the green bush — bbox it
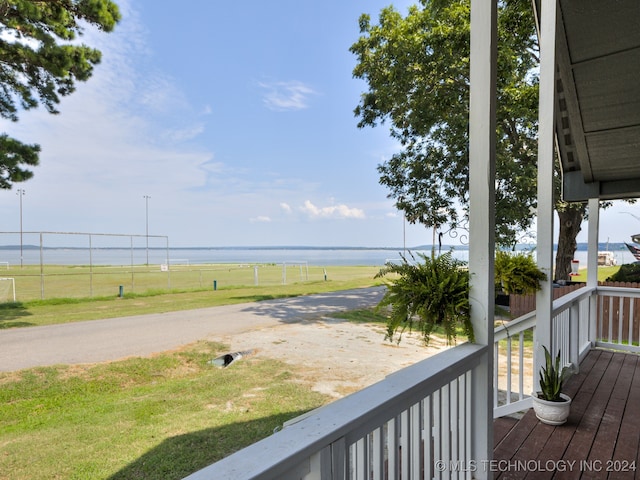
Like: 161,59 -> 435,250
606,263 -> 640,283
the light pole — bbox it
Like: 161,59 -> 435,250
16,189 -> 25,268
398,197 -> 406,256
144,195 -> 150,265
403,213 -> 406,256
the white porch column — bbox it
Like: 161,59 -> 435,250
469,0 -> 496,475
535,0 -> 558,382
587,198 -> 600,346
587,198 -> 600,289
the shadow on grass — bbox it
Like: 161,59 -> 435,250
108,410 -> 311,480
0,302 -> 34,328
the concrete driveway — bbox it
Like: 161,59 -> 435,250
0,287 -> 386,372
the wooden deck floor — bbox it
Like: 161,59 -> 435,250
493,349 -> 640,479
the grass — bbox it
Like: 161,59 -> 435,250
0,270 -> 382,329
570,265 -> 620,283
0,263 -> 382,302
0,341 -> 330,480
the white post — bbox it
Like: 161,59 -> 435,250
143,195 -> 151,266
587,198 -> 600,346
535,0 -> 558,383
469,0 -> 496,475
586,198 -> 599,289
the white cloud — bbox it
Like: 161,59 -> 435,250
259,81 -> 317,111
280,202 -> 292,213
164,123 -> 205,143
137,74 -> 190,114
300,200 -> 365,219
250,216 -> 272,223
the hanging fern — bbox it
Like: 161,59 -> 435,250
375,251 -> 473,345
495,250 -> 547,295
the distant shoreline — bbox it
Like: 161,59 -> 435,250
0,242 -> 632,251
0,244 -> 636,268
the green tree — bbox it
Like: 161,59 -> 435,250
351,0 -> 584,280
0,0 -> 121,188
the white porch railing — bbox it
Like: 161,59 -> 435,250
493,284 -> 640,419
493,310 -> 536,418
550,286 -> 595,368
185,344 -> 487,480
595,285 -> 640,353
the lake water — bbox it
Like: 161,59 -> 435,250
0,247 -> 434,267
0,244 -> 635,267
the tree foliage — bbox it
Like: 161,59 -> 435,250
0,0 -> 121,188
376,251 -> 473,345
350,0 -> 539,248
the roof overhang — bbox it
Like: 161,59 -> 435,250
535,0 -> 640,202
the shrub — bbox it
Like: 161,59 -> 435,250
606,263 -> 640,283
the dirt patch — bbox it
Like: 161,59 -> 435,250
223,317 -> 451,398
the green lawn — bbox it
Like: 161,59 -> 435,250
570,265 -> 620,283
0,341 -> 329,480
0,263 -> 382,302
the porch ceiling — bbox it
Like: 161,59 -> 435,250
540,0 -> 640,202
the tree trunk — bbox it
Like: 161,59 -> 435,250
554,204 -> 586,281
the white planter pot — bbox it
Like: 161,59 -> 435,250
532,393 -> 572,425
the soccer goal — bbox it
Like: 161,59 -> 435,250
0,277 -> 16,302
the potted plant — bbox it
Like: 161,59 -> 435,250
532,346 -> 572,425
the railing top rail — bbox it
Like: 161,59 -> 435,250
596,285 -> 640,297
547,284 -> 640,316
184,343 -> 487,480
494,310 -> 536,340
551,285 -> 595,315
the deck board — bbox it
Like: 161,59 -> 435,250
493,350 -> 640,480
609,355 -> 640,480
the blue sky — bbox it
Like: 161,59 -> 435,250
1,0 -> 639,248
